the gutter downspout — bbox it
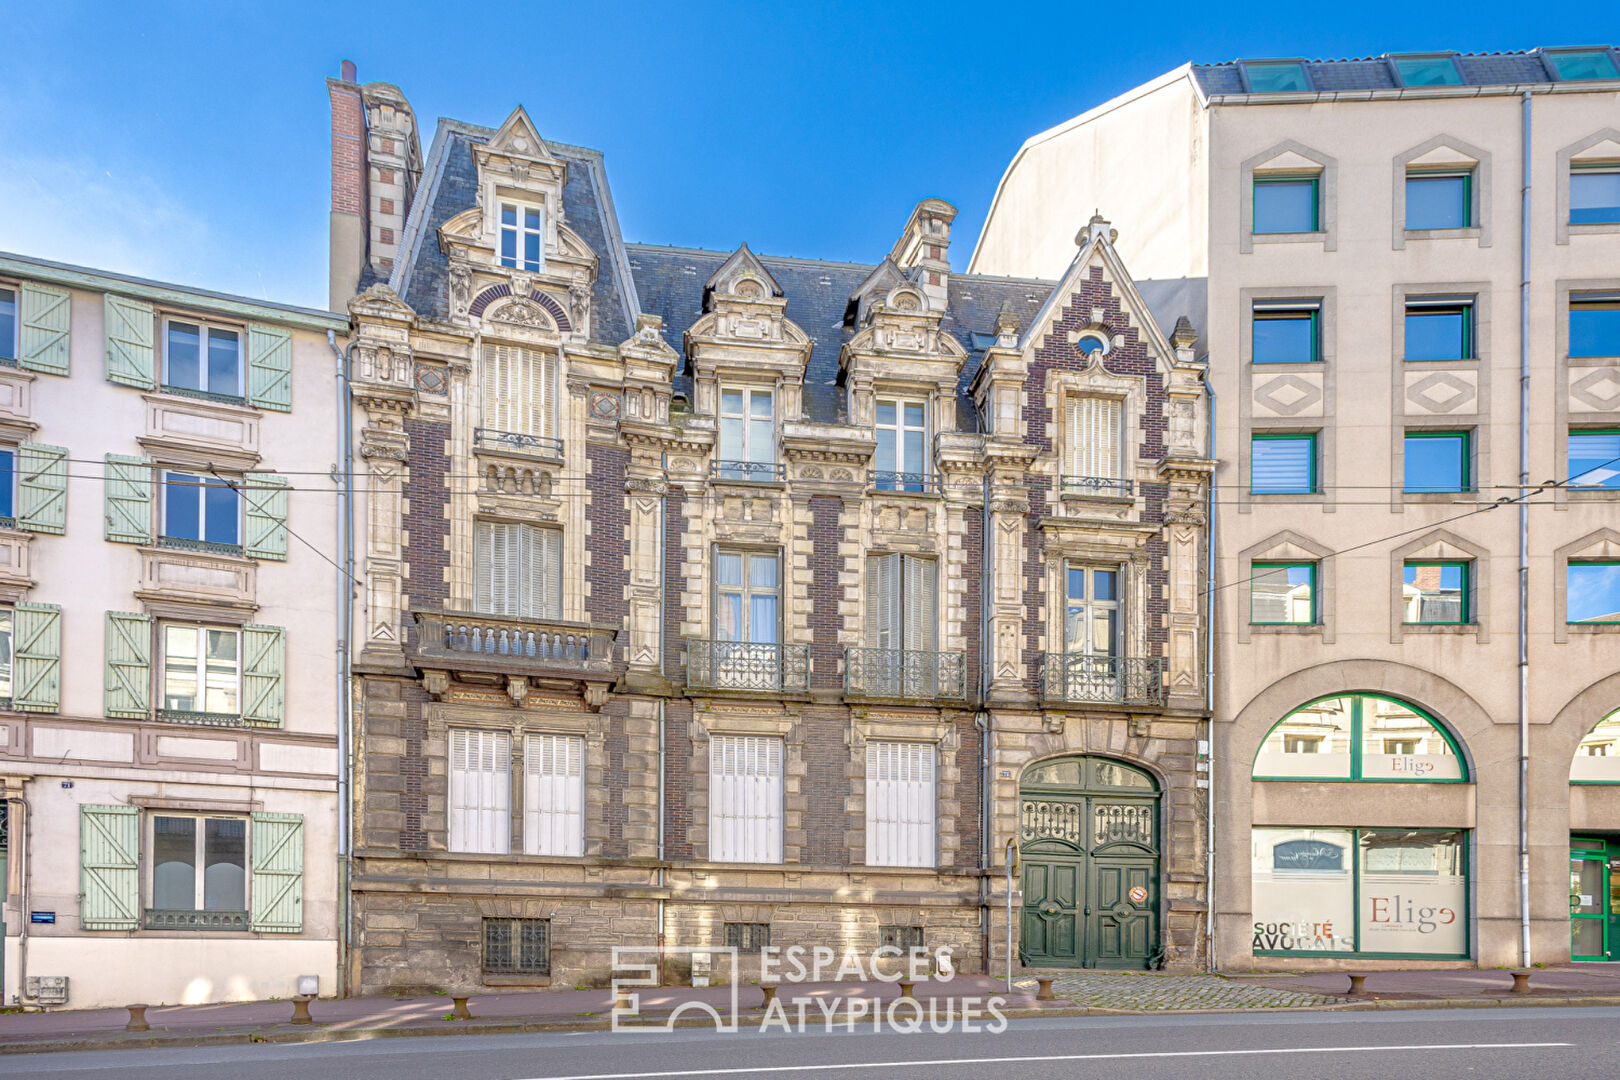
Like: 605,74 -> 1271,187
657,461 -> 668,986
1517,90 -> 1532,969
330,329 -> 356,996
976,468 -> 994,978
1201,368 -> 1217,972
10,791 -> 32,1005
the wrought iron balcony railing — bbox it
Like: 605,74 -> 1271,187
1059,474 -> 1134,499
710,460 -> 786,482
144,908 -> 249,931
1040,653 -> 1164,706
410,610 -> 616,676
844,646 -> 966,700
474,427 -> 564,458
868,470 -> 937,494
686,639 -> 809,692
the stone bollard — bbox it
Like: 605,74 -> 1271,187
125,1004 -> 150,1033
897,979 -> 915,1002
1347,974 -> 1369,996
290,995 -> 314,1025
1035,977 -> 1055,1002
1510,970 -> 1534,995
761,983 -> 777,1007
613,987 -> 633,1011
451,995 -> 473,1020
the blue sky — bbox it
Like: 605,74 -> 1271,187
1,2 -> 1612,310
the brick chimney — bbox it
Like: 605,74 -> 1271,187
889,198 -> 957,311
327,61 -> 366,311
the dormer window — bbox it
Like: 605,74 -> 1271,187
499,201 -> 544,272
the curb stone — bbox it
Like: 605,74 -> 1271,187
4,993 -> 1620,1056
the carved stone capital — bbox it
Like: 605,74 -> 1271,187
423,669 -> 450,700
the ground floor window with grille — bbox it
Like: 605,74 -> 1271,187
149,814 -> 247,928
709,735 -> 783,863
483,917 -> 550,975
450,729 -> 512,854
879,925 -> 925,951
865,741 -> 936,867
725,922 -> 771,950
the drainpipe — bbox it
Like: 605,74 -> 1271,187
657,464 -> 668,986
9,789 -> 33,1006
976,468 -> 994,976
329,329 -> 356,995
1517,89 -> 1532,969
1201,368 -> 1218,971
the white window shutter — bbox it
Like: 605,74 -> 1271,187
1070,398 -> 1122,480
1066,397 -> 1082,476
709,735 -> 783,864
865,741 -> 936,868
902,556 -> 936,651
449,729 -> 510,854
866,554 -> 897,649
524,733 -> 584,856
540,526 -> 562,618
540,351 -> 558,440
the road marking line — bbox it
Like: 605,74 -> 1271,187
512,1042 -> 1573,1080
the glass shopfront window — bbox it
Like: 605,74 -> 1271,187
1253,694 -> 1464,781
1253,826 -> 1468,958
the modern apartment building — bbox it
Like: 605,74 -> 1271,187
331,63 -> 1214,992
0,253 -> 348,1007
972,46 -> 1620,969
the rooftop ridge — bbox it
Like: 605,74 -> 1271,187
626,242 -> 1057,286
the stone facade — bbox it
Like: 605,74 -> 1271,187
336,85 -> 1212,992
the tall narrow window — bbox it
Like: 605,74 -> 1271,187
1404,298 -> 1474,361
1569,430 -> 1620,488
1570,294 -> 1620,358
449,729 -> 511,854
162,624 -> 240,716
1251,434 -> 1317,494
1252,302 -> 1320,363
1251,563 -> 1317,625
714,550 -> 779,644
866,554 -> 937,652
874,399 -> 927,491
1065,565 -> 1119,657
0,287 -> 16,362
718,387 -> 775,479
164,320 -> 242,399
0,446 -> 15,524
1405,170 -> 1473,230
474,521 -> 562,620
524,733 -> 584,857
162,471 -> 242,550
499,201 -> 544,272
1253,175 -> 1319,234
1064,396 -> 1122,490
1570,166 -> 1620,225
0,605 -> 12,704
481,344 -> 558,443
865,741 -> 936,868
709,734 -> 783,864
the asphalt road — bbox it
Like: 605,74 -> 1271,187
6,1006 -> 1619,1080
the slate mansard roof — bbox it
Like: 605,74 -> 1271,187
1192,46 -> 1620,97
395,117 -> 1194,429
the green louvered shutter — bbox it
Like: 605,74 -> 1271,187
243,473 -> 288,561
17,441 -> 68,535
104,455 -> 154,544
103,294 -> 155,389
14,602 -> 61,713
19,282 -> 70,376
105,611 -> 152,719
247,323 -> 292,412
242,624 -> 284,726
80,804 -> 139,930
250,812 -> 303,932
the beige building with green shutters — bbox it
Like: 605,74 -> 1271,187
0,252 -> 349,1008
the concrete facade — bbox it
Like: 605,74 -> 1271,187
336,78 -> 1213,993
972,48 -> 1620,969
0,252 -> 349,1008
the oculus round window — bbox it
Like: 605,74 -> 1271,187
1253,694 -> 1464,781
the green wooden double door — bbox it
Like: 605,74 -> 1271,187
1570,837 -> 1619,962
1019,756 -> 1161,969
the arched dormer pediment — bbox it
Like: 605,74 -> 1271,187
702,243 -> 784,309
845,257 -> 911,326
469,284 -> 573,334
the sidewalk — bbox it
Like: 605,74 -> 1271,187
3,966 -> 1619,1054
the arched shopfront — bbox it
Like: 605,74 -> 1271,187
1018,756 -> 1160,969
1571,709 -> 1620,962
1249,694 -> 1472,959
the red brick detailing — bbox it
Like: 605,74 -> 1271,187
601,698 -> 630,857
662,489 -> 688,680
404,418 -> 451,612
662,697 -> 694,859
808,496 -> 845,690
801,703 -> 852,865
379,227 -> 395,245
953,711 -> 983,870
585,444 -> 630,635
1021,266 -> 1169,693
399,681 -> 431,851
328,80 -> 366,217
378,167 -> 396,184
962,510 -> 983,700
380,197 -> 395,216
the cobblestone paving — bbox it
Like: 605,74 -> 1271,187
1016,972 -> 1345,1010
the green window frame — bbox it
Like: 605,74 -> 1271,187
1405,168 -> 1473,230
1403,298 -> 1474,361
1570,294 -> 1620,359
1252,694 -> 1469,783
1402,561 -> 1470,625
1567,560 -> 1620,624
1403,430 -> 1471,493
1252,174 -> 1320,234
1570,164 -> 1620,226
1252,827 -> 1471,960
1250,562 -> 1317,625
1250,433 -> 1317,494
1252,303 -> 1320,364
1568,429 -> 1620,489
